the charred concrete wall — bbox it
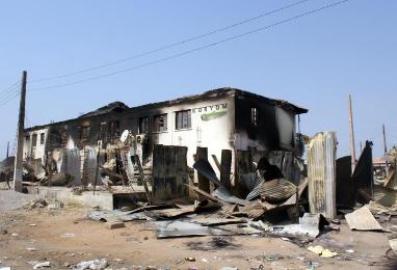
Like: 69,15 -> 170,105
22,88 -> 307,188
234,92 -> 297,153
23,92 -> 236,185
44,111 -> 127,152
233,91 -> 305,193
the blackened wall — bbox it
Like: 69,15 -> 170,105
234,92 -> 296,153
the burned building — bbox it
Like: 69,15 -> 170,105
23,87 -> 307,193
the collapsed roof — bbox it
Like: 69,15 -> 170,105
25,87 -> 308,131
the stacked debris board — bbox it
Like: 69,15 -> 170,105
196,147 -> 210,193
336,156 -> 355,208
236,149 -> 256,196
220,149 -> 232,190
352,141 -> 374,201
152,145 -> 188,201
307,132 -> 337,219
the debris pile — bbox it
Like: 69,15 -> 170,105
74,133 -> 397,269
72,258 -> 108,270
27,198 -> 48,210
9,110 -> 397,268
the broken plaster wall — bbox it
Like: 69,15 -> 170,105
234,93 -> 302,192
123,94 -> 236,184
24,95 -> 237,187
23,127 -> 49,162
22,89 -> 306,191
234,94 -> 297,153
22,110 -> 127,185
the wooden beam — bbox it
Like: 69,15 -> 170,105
196,147 -> 210,193
220,149 -> 232,190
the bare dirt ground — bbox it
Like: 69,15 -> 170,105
0,203 -> 396,270
0,189 -> 36,212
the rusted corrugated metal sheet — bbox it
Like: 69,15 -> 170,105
152,145 -> 188,201
260,179 -> 297,203
307,132 -> 337,219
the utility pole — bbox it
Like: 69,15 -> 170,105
383,124 -> 388,155
348,94 -> 357,172
13,71 -> 27,192
6,141 -> 10,158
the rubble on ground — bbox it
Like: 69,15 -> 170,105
72,258 -> 108,270
3,121 -> 397,269
27,198 -> 48,209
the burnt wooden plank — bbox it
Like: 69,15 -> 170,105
152,145 -> 188,201
352,141 -> 374,203
196,147 -> 210,193
336,156 -> 354,208
220,149 -> 232,190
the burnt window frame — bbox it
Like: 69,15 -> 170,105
138,116 -> 150,134
153,113 -> 168,133
109,120 -> 121,139
39,133 -> 45,145
80,125 -> 91,140
175,109 -> 192,130
250,107 -> 258,126
98,121 -> 107,142
31,133 -> 38,147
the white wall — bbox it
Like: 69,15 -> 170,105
23,128 -> 49,162
133,96 -> 236,178
276,107 -> 296,150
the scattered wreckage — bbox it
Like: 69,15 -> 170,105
74,131 -> 397,266
4,121 -> 397,263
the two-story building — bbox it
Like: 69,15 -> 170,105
23,87 -> 307,189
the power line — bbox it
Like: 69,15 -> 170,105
0,81 -> 19,98
0,88 -> 20,106
0,81 -> 21,108
30,0 -> 352,92
0,80 -> 19,92
30,0 -> 313,83
0,81 -> 20,108
0,93 -> 19,107
0,85 -> 19,102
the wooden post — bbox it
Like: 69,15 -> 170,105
211,154 -> 221,172
47,151 -> 52,187
93,144 -> 101,195
196,147 -> 210,193
383,124 -> 388,154
136,155 -> 151,204
220,149 -> 232,190
294,186 -> 300,223
13,71 -> 27,192
6,142 -> 10,159
348,94 -> 357,172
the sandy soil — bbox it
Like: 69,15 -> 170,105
0,205 -> 395,270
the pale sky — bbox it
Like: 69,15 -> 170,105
0,0 -> 396,158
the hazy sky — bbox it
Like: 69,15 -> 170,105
0,0 -> 396,159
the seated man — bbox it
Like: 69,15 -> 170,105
257,157 -> 283,181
